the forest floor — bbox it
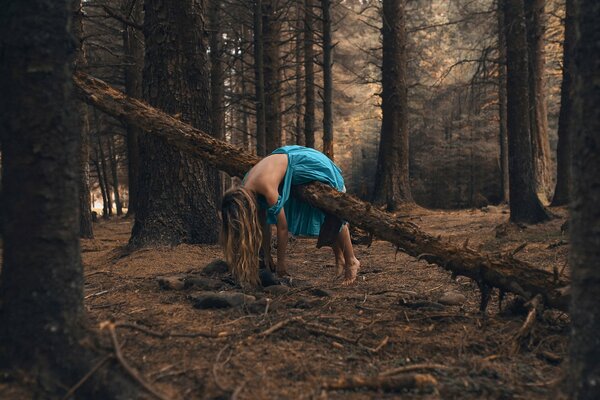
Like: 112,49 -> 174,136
5,205 -> 571,399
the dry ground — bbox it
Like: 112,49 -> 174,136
3,205 -> 571,399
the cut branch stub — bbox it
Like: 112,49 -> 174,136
73,72 -> 571,312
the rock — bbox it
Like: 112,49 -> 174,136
246,297 -> 283,314
259,269 -> 280,287
308,288 -> 333,297
191,291 -> 256,309
399,299 -> 445,310
202,259 -> 229,276
263,285 -> 290,296
279,276 -> 310,288
185,276 -> 224,291
157,276 -> 186,291
438,291 -> 467,306
291,297 -> 323,309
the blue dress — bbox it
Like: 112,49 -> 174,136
259,145 -> 345,237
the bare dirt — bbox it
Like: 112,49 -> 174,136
5,205 -> 572,399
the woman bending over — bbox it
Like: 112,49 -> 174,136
221,145 -> 360,287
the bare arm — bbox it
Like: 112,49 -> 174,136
258,207 -> 274,272
276,208 -> 289,276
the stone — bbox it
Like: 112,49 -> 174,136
438,291 -> 467,306
191,291 -> 256,309
202,259 -> 229,276
157,276 -> 186,291
308,288 -> 333,297
184,276 -> 223,291
262,285 -> 290,296
259,269 -> 280,287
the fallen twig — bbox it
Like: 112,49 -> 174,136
323,373 -> 437,392
100,321 -> 171,400
114,321 -> 232,338
256,316 -> 304,338
510,294 -> 543,354
379,363 -> 451,377
61,354 -> 113,400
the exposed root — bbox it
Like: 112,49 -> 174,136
323,373 -> 437,392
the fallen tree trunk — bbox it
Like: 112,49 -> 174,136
73,72 -> 570,311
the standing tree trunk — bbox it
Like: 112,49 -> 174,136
130,0 -> 220,247
304,0 -> 316,148
503,0 -> 549,223
73,0 -> 94,238
551,0 -> 574,206
372,0 -> 413,210
497,0 -> 510,204
97,134 -> 113,217
122,0 -> 144,216
92,149 -> 110,220
525,0 -> 552,202
569,1 -> 600,398
209,0 -> 225,142
254,0 -> 267,156
108,135 -> 123,216
263,0 -> 282,153
0,2 -> 135,396
294,0 -> 304,146
321,0 -> 334,159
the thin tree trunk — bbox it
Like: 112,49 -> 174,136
73,0 -> 94,238
304,0 -> 316,148
321,0 -> 334,159
209,0 -> 225,142
551,0 -> 574,206
372,0 -> 413,210
525,0 -> 552,202
569,1 -> 600,398
254,0 -> 267,156
294,0 -> 304,146
497,0 -> 510,204
263,0 -> 282,153
93,141 -> 110,219
122,0 -> 143,216
503,0 -> 549,223
131,0 -> 220,247
74,71 -> 571,312
97,134 -> 113,217
108,135 -> 123,216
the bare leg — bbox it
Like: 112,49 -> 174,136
338,225 -> 360,285
332,241 -> 345,277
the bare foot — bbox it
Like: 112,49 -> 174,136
335,262 -> 344,278
341,258 -> 360,285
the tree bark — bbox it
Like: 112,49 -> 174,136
304,0 -> 316,149
525,0 -> 552,202
372,0 -> 413,210
108,135 -> 123,216
130,0 -> 220,247
209,0 -> 225,142
294,0 -> 304,146
97,133 -> 113,217
254,0 -> 267,156
551,0 -> 574,206
73,0 -> 94,238
0,2 -> 136,397
321,0 -> 334,160
569,0 -> 600,398
122,0 -> 144,216
263,0 -> 282,153
503,0 -> 549,223
74,72 -> 570,311
497,0 -> 510,204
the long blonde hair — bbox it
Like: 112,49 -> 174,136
220,187 -> 263,287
